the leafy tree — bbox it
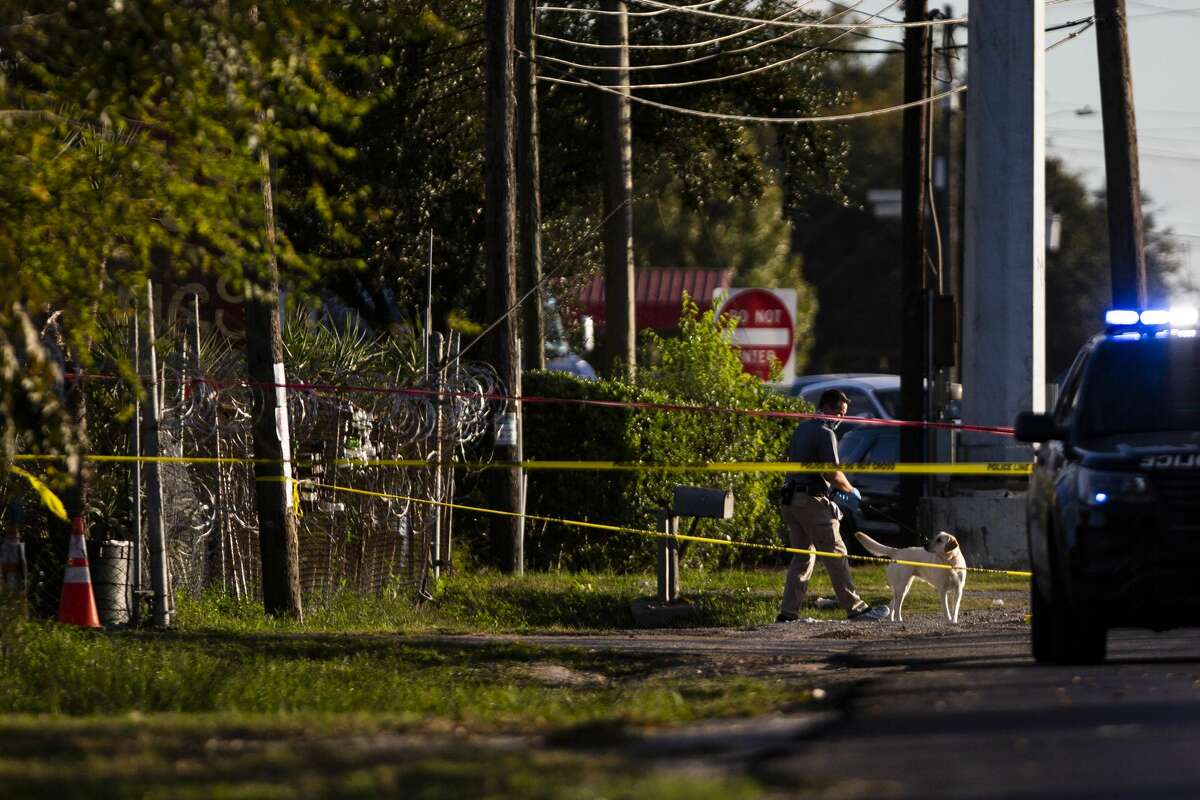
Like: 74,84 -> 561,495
0,1 -> 368,466
281,2 -> 857,368
1045,159 -> 1180,376
787,49 -> 905,373
634,169 -> 819,372
530,1 -> 853,372
515,297 -> 809,572
280,3 -> 488,333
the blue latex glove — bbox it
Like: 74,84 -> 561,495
832,487 -> 861,514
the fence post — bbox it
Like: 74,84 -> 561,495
430,332 -> 445,583
140,280 -> 171,627
442,332 -> 460,572
1,503 -> 27,615
514,338 -> 524,576
128,307 -> 143,625
667,517 -> 679,601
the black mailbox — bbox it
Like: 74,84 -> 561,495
672,486 -> 734,520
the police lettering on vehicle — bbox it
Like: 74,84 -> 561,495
1138,453 -> 1200,469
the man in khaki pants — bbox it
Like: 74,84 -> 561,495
777,389 -> 888,623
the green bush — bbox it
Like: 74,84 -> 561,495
521,298 -> 811,572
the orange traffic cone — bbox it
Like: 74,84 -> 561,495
58,517 -> 100,628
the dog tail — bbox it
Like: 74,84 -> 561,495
854,531 -> 898,558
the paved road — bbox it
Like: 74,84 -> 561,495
463,621 -> 1200,797
757,628 -> 1200,799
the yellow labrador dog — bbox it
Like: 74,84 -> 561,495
854,531 -> 966,623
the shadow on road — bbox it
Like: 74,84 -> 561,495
756,628 -> 1200,799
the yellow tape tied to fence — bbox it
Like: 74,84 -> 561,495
12,453 -> 1034,476
8,453 -> 1032,578
259,476 -> 1032,579
7,465 -> 68,521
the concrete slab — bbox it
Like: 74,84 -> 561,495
921,493 -> 1029,569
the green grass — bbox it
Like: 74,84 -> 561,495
0,623 -> 819,723
0,617 -> 808,796
175,566 -> 1029,635
0,568 -> 1028,723
0,717 -> 776,799
0,567 -> 1027,798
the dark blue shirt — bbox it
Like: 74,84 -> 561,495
787,419 -> 839,495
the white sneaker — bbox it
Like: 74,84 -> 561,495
848,605 -> 890,622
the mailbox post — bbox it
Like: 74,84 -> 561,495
656,486 -> 734,603
656,510 -> 678,603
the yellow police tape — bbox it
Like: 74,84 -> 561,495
262,476 -> 1033,579
7,465 -> 68,521
13,453 -> 1034,476
2,454 -> 1032,577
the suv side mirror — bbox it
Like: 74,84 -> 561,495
1013,411 -> 1067,443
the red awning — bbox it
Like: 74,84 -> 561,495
579,267 -> 733,330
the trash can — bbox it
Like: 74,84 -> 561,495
90,540 -> 132,626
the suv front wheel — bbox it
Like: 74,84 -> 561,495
1031,571 -> 1107,665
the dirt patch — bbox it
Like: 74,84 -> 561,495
519,663 -> 611,687
783,608 -> 1028,637
812,628 -> 873,640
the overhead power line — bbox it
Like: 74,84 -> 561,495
534,0 -> 863,72
1046,15 -> 1097,31
536,0 -> 817,50
535,54 -> 968,124
621,0 -> 724,16
540,0 -> 726,16
618,1 -> 903,89
534,1 -> 909,86
1049,142 -> 1200,163
1046,17 -> 1095,51
622,0 -> 964,29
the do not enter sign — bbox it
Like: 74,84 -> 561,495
713,288 -> 797,384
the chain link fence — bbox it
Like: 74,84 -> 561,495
5,309 -> 499,623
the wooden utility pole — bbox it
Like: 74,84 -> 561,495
941,12 -> 963,380
517,0 -> 545,371
899,0 -> 931,530
245,141 -> 303,620
485,0 -> 524,574
1093,0 -> 1147,308
600,0 -> 636,379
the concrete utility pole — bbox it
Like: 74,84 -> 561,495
140,281 -> 171,627
899,0 -> 931,529
1093,0 -> 1147,308
962,0 -> 1046,459
599,0 -> 636,379
517,0 -> 545,371
485,0 -> 525,574
128,310 -> 143,624
246,142 -> 303,620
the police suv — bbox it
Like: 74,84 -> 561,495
1015,308 -> 1200,665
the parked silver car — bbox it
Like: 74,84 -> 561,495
787,373 -> 900,422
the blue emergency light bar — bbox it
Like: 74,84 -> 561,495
1105,309 -> 1140,326
1105,307 -> 1199,333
